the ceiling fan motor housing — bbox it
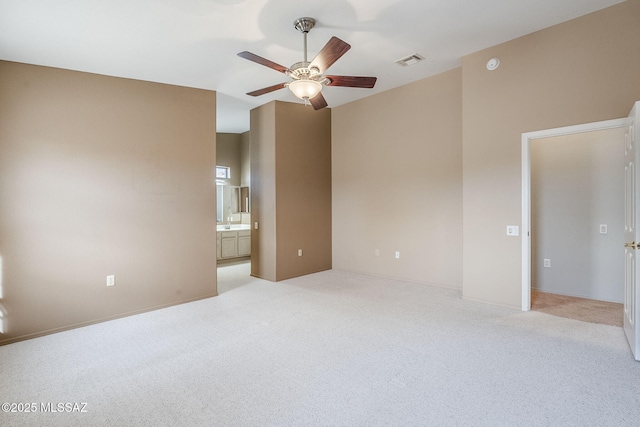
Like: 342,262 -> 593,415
288,62 -> 322,81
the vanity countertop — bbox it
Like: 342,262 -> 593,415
217,224 -> 251,232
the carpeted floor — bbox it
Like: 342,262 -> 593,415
219,264 -> 627,328
2,269 -> 639,426
531,290 -> 624,327
216,258 -> 258,294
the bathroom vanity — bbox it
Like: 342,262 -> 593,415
216,224 -> 251,260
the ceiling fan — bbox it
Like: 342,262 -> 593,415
237,17 -> 377,110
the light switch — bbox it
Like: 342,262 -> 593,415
599,224 -> 607,234
254,222 -> 259,230
506,226 -> 519,236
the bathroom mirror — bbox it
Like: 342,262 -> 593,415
224,186 -> 250,215
230,186 -> 250,213
239,186 -> 249,213
216,184 -> 224,222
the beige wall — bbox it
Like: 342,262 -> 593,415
462,0 -> 640,308
332,69 -> 463,288
240,131 -> 250,188
251,101 -> 332,281
275,102 -> 332,280
216,133 -> 242,187
0,61 -> 218,344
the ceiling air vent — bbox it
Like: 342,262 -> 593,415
395,54 -> 425,66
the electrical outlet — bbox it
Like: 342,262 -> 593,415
254,222 -> 259,230
395,251 -> 400,259
543,259 -> 551,268
298,249 -> 303,257
106,275 -> 115,287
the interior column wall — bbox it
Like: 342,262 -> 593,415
275,102 -> 332,280
250,101 -> 331,281
250,103 -> 277,281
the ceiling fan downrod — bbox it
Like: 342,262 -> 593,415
294,17 -> 316,64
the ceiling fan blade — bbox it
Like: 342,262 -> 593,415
310,92 -> 328,110
237,51 -> 289,74
325,75 -> 377,88
309,37 -> 351,73
247,83 -> 287,97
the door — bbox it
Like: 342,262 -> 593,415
624,101 -> 640,361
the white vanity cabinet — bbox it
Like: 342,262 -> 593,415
237,230 -> 251,256
220,231 -> 238,258
217,228 -> 251,259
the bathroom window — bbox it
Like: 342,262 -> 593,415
216,166 -> 230,179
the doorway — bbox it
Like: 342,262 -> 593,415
216,131 -> 253,294
521,117 -> 629,311
217,258 -> 256,293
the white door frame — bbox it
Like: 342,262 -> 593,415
521,118 -> 630,311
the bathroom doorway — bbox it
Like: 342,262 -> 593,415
216,131 -> 253,293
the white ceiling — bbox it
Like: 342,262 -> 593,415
0,0 -> 624,133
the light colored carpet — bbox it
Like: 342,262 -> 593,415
2,269 -> 640,427
532,290 -> 624,327
216,258 -> 260,294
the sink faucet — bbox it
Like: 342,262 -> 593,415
225,217 -> 231,229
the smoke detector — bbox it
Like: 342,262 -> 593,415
486,57 -> 500,71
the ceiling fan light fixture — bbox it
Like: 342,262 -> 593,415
288,79 -> 322,100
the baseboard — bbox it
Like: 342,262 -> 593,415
461,295 -> 521,311
331,267 -> 462,292
0,292 -> 218,346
